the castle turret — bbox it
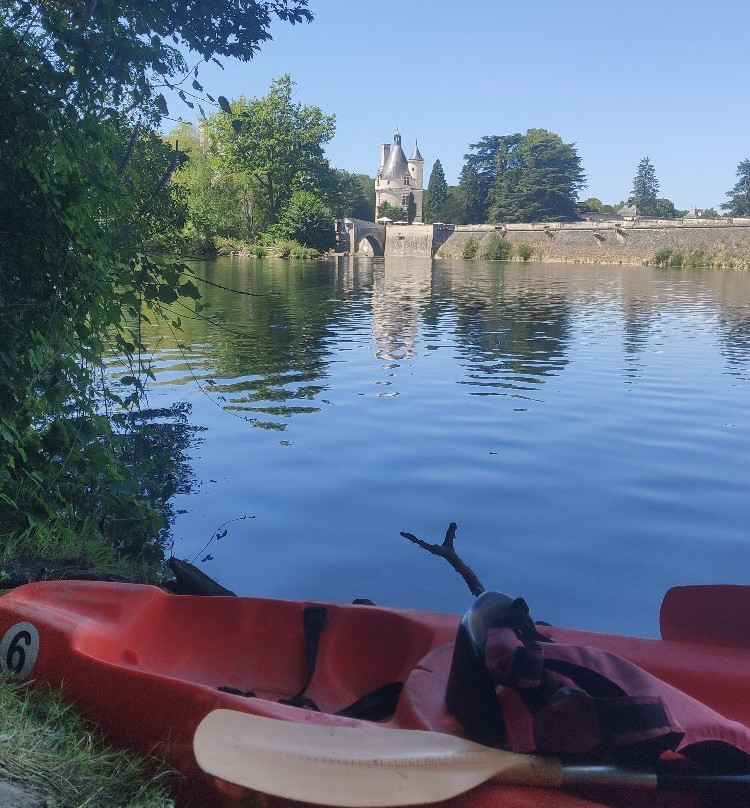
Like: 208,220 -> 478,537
375,131 -> 423,222
408,142 -> 424,195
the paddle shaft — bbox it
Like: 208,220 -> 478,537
563,764 -> 750,793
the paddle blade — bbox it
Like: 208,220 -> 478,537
194,710 -> 562,807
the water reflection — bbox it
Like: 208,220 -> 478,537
120,258 -> 750,637
446,263 -> 572,397
127,259 -> 750,431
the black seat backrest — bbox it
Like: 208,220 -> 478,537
445,591 -> 515,748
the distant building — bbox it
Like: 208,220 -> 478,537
375,131 -> 424,222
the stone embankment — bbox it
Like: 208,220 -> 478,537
379,219 -> 750,267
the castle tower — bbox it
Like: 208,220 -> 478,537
375,131 -> 423,223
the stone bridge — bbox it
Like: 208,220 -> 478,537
335,218 -> 386,256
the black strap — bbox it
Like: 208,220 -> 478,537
280,605 -> 328,709
221,604 -> 403,720
336,682 -> 403,721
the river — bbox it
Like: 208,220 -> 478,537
115,256 -> 750,637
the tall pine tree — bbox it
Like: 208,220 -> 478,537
423,159 -> 449,222
631,157 -> 660,216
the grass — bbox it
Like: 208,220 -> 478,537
0,525 -> 166,583
0,526 -> 175,806
0,677 -> 174,808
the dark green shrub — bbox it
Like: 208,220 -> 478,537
653,248 -> 673,266
462,236 -> 479,259
479,234 -> 513,261
516,243 -> 533,262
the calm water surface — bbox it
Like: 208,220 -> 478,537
121,257 -> 750,636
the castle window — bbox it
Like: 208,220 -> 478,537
401,195 -> 408,206
403,176 -> 410,185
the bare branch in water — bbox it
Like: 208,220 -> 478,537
400,522 -> 485,597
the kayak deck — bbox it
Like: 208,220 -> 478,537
1,580 -> 749,808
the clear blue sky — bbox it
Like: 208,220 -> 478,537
179,1 -> 749,211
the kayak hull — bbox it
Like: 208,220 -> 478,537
0,580 -> 748,808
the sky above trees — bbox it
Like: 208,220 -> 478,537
171,0 -> 750,211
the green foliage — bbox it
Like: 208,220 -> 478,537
0,0 -> 307,561
579,197 -> 618,214
654,198 -> 682,219
479,234 -> 513,261
438,189 -> 468,225
699,207 -> 720,219
516,243 -> 534,261
458,164 -> 485,223
377,202 -> 405,221
423,159 -> 449,222
462,237 -> 479,259
652,248 -> 674,266
406,192 -> 417,224
489,129 -> 586,223
326,170 -> 375,221
205,76 -> 335,231
651,247 -> 695,267
169,123 -> 250,248
272,239 -> 322,259
631,157 -> 660,216
721,159 -> 750,217
683,250 -> 708,268
463,134 -> 522,222
273,190 -> 335,251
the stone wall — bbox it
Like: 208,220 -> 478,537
384,223 -> 434,257
433,219 -> 750,267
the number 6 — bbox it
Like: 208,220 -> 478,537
0,623 -> 40,678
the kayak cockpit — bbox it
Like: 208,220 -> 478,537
64,583 -> 458,717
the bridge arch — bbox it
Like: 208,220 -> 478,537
358,234 -> 383,257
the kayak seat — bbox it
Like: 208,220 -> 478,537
445,591 -> 513,748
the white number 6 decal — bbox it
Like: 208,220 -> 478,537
0,622 -> 40,678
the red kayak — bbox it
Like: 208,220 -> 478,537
1,580 -> 750,808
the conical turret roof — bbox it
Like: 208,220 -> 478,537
410,143 -> 423,162
380,132 -> 409,180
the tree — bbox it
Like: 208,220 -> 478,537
654,198 -> 686,219
0,0 -> 312,551
168,123 -> 249,249
326,170 -> 375,221
206,76 -> 335,233
490,129 -> 586,222
406,192 -> 417,224
631,157 -> 660,216
275,190 -> 335,251
377,202 -> 404,221
463,134 -> 523,221
458,164 -> 485,223
721,159 -> 750,217
423,159 -> 449,222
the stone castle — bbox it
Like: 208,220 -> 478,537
375,131 -> 424,222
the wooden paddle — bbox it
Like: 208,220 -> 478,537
193,710 -> 750,806
661,585 -> 750,645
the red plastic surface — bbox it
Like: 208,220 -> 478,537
1,581 -> 748,808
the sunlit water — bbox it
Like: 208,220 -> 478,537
112,257 -> 750,637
